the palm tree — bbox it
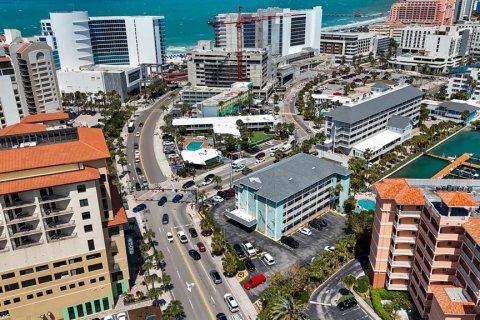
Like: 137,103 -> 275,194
143,229 -> 156,242
212,175 -> 222,188
343,274 -> 356,290
162,273 -> 172,291
362,148 -> 373,168
270,296 -> 308,320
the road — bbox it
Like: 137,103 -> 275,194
125,91 -> 249,320
308,257 -> 372,320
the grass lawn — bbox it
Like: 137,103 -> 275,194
250,131 -> 274,144
337,293 -> 354,304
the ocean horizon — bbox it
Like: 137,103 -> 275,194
1,0 -> 395,54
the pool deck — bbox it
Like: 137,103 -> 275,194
182,137 -> 212,150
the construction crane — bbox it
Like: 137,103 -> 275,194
207,6 -> 302,81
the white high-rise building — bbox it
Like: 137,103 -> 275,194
213,6 -> 322,57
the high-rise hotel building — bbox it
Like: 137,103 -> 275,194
0,116 -> 129,320
369,178 -> 480,320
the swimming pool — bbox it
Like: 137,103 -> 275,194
357,199 -> 376,211
186,141 -> 203,151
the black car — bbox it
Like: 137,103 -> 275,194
157,196 -> 167,206
135,182 -> 142,191
217,190 -> 230,200
273,159 -> 280,163
182,180 -> 195,189
133,142 -> 139,150
139,122 -> 144,127
338,297 -> 357,311
216,313 -> 228,320
136,167 -> 142,175
281,236 -> 299,249
319,219 -> 328,227
233,243 -> 246,259
204,173 -> 215,181
201,230 -> 213,237
210,270 -> 222,284
241,167 -> 253,175
188,227 -> 198,238
309,220 -> 323,231
162,213 -> 169,225
156,260 -> 167,271
244,259 -> 256,272
188,249 -> 201,260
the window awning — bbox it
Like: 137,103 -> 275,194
225,209 -> 257,228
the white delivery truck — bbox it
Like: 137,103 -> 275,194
232,158 -> 246,171
280,143 -> 292,152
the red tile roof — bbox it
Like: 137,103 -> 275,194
0,123 -> 47,136
463,217 -> 480,245
105,185 -> 128,227
0,56 -> 10,63
15,43 -> 30,54
0,166 -> 100,195
431,285 -> 476,315
374,179 -> 425,205
0,127 -> 110,173
20,112 -> 69,124
437,191 -> 478,207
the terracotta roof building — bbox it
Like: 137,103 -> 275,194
0,125 -> 130,320
369,179 -> 480,319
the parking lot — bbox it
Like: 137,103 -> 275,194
211,199 -> 347,301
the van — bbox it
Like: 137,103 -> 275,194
224,293 -> 239,313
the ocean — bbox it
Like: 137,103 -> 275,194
0,0 -> 394,54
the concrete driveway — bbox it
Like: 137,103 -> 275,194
211,199 -> 347,301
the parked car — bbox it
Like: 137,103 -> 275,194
204,173 -> 215,181
225,188 -> 235,197
188,249 -> 201,260
233,243 -> 246,259
135,182 -> 142,191
135,131 -> 140,137
197,242 -> 206,252
132,203 -> 146,213
177,231 -> 188,244
261,252 -> 275,266
319,219 -> 328,227
309,220 -> 323,231
172,194 -> 183,203
242,241 -> 256,256
139,122 -> 144,127
211,195 -> 224,203
299,227 -> 312,236
202,178 -> 214,186
216,313 -> 227,320
135,167 -> 142,175
162,213 -> 169,225
265,141 -> 274,146
188,227 -> 198,238
182,180 -> 195,189
217,190 -> 230,200
338,297 -> 357,311
241,167 -> 253,175
243,274 -> 266,290
133,142 -> 139,149
281,236 -> 299,249
166,232 -> 173,243
224,293 -> 239,313
157,196 -> 167,206
210,270 -> 222,284
244,259 -> 256,272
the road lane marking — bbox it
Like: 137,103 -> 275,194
139,107 -> 156,184
309,301 -> 332,306
189,298 -> 194,310
210,296 -> 216,305
176,270 -> 181,278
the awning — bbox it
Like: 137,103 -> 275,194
225,209 -> 257,228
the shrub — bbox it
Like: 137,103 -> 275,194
370,288 -> 414,320
371,288 -> 394,320
354,275 -> 370,293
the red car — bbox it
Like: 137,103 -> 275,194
243,274 -> 266,290
225,188 -> 235,198
197,242 -> 206,253
333,92 -> 342,96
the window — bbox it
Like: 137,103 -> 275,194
60,286 -> 66,291
69,284 -> 76,289
99,276 -> 105,281
5,283 -> 19,292
86,302 -> 93,315
68,257 -> 82,264
1,272 -> 15,280
53,261 -> 67,268
79,199 -> 89,207
86,253 -> 101,260
35,265 -> 49,272
84,225 -> 93,233
36,292 -> 43,297
82,212 -> 91,220
70,267 -> 84,276
77,184 -> 86,193
21,279 -> 36,288
102,297 -> 110,310
88,263 -> 103,272
13,298 -> 20,303
88,239 -> 95,251
54,271 -> 68,280
77,305 -> 84,317
108,227 -> 120,237
4,300 -> 10,305
46,289 -> 53,295
68,307 -> 75,319
38,275 -> 53,283
20,268 -> 33,276
94,299 -> 101,312
90,278 -> 97,284
27,294 -> 34,300
79,281 -> 85,287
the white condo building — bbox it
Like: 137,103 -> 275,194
213,6 -> 322,57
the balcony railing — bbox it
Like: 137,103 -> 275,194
398,210 -> 421,217
112,263 -> 121,272
13,239 -> 44,250
45,220 -> 75,231
41,207 -> 73,218
387,269 -> 410,280
110,241 -> 118,254
6,212 -> 39,224
458,265 -> 480,296
387,283 -> 408,291
4,199 -> 36,210
39,194 -> 70,204
464,237 -> 478,254
47,232 -> 77,242
393,234 -> 416,244
390,245 -> 414,256
9,226 -> 42,238
389,256 -> 412,268
394,221 -> 418,231
460,251 -> 480,279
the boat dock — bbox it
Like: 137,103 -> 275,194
424,153 -> 474,179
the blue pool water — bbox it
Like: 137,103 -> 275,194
186,141 -> 203,151
357,199 -> 376,211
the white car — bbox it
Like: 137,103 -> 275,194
324,246 -> 335,252
134,150 -> 140,156
135,131 -> 140,137
168,154 -> 178,159
177,231 -> 188,244
211,196 -> 224,203
265,141 -> 274,146
116,313 -> 127,320
261,252 -> 275,266
242,241 -> 256,256
270,146 -> 278,152
103,316 -> 114,320
202,178 -> 213,186
299,227 -> 312,236
166,232 -> 174,243
224,293 -> 240,313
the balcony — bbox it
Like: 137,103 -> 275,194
398,210 -> 421,217
431,260 -> 456,269
41,207 -> 73,218
39,194 -> 70,204
387,283 -> 408,291
390,245 -> 414,256
430,273 -> 454,282
110,241 -> 118,254
6,212 -> 38,224
394,221 -> 418,231
47,232 -> 77,242
44,219 -> 75,231
9,226 -> 42,238
460,251 -> 480,278
437,233 -> 461,241
12,239 -> 44,250
393,234 -> 416,244
435,247 -> 460,255
464,237 -> 478,254
459,265 -> 480,296
387,269 -> 410,280
389,257 -> 412,268
112,263 -> 121,272
3,199 -> 36,210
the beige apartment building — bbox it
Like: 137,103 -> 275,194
0,118 -> 130,320
369,178 -> 480,320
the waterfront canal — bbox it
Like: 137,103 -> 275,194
391,129 -> 480,178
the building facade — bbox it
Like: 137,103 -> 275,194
324,84 -> 423,157
426,100 -> 478,123
369,179 -> 480,319
231,154 -> 350,240
0,55 -> 22,128
0,123 -> 130,320
193,82 -> 252,117
179,86 -> 229,106
213,6 -> 322,57
447,64 -> 480,100
387,0 -> 456,25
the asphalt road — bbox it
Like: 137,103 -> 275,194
280,80 -> 314,142
308,257 -> 371,320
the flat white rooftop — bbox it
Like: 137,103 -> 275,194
352,129 -> 401,153
225,209 -> 258,228
180,148 -> 221,166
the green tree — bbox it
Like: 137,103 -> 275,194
211,231 -> 226,255
343,83 -> 350,96
461,110 -> 471,122
354,275 -> 370,294
212,175 -> 222,188
343,196 -> 357,214
162,300 -> 184,320
343,274 -> 356,290
451,91 -> 470,100
270,296 -> 308,320
224,135 -> 239,153
222,249 -> 240,276
143,229 -> 156,242
274,105 -> 280,114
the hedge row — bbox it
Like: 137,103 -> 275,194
370,288 -> 395,320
